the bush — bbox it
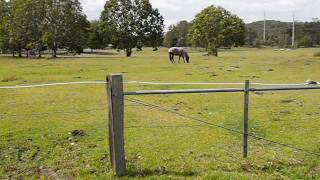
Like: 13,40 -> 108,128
314,51 -> 320,57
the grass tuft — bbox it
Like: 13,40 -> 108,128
314,51 -> 320,57
1,75 -> 21,82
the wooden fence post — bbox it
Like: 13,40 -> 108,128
107,74 -> 126,176
243,80 -> 250,158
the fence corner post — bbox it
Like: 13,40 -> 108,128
243,80 -> 250,158
106,74 -> 126,176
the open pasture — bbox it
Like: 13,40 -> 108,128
0,48 -> 320,179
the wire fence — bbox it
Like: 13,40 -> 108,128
1,79 -> 320,176
125,97 -> 320,157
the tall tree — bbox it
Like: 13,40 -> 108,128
43,0 -> 89,57
100,0 -> 164,56
163,20 -> 192,47
135,0 -> 164,51
0,0 -> 9,54
61,0 -> 89,54
189,5 -> 245,56
8,0 -> 29,57
88,20 -> 105,50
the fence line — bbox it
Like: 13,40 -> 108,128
0,81 -> 107,89
2,75 -> 320,176
125,97 -> 320,157
126,81 -> 312,86
0,80 -> 318,89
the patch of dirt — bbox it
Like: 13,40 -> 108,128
307,166 -> 320,177
279,110 -> 291,115
255,92 -> 264,96
280,99 -> 295,104
230,65 -> 240,69
70,130 -> 86,137
36,167 -> 60,180
239,75 -> 260,79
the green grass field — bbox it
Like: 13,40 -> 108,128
0,48 -> 320,179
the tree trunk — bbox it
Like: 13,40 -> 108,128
208,43 -> 218,57
52,48 -> 57,58
38,49 -> 42,58
18,48 -> 22,57
214,48 -> 218,56
12,50 -> 15,57
126,48 -> 132,57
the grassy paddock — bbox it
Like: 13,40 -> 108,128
0,48 -> 320,179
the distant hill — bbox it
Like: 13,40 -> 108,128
245,20 -> 318,47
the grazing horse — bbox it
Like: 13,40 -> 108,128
168,47 -> 190,63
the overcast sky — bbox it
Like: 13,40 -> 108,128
80,0 -> 320,27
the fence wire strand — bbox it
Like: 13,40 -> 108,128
0,107 -> 106,119
125,97 -> 320,157
0,80 -> 319,89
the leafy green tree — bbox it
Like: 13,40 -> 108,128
8,0 -> 29,57
135,0 -> 164,51
189,5 -> 245,56
0,0 -> 9,54
244,27 -> 259,47
100,0 -> 164,56
163,20 -> 192,47
88,20 -> 105,50
43,0 -> 89,57
61,0 -> 89,54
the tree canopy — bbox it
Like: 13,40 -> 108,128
0,0 -> 9,53
189,5 -> 245,56
100,0 -> 164,56
163,20 -> 192,47
0,0 -> 89,58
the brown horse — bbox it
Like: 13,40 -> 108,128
168,47 -> 190,63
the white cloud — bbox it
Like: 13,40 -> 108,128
80,0 -> 320,27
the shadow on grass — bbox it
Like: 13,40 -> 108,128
125,166 -> 198,178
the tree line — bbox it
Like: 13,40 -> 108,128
0,0 -> 165,57
5,0 -> 317,58
0,0 -> 89,58
90,4 -> 245,57
165,19 -> 320,50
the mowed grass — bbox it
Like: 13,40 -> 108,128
0,48 -> 320,179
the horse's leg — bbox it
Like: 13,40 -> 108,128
169,53 -> 174,63
179,55 -> 181,64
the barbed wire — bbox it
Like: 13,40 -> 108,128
125,97 -> 320,157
